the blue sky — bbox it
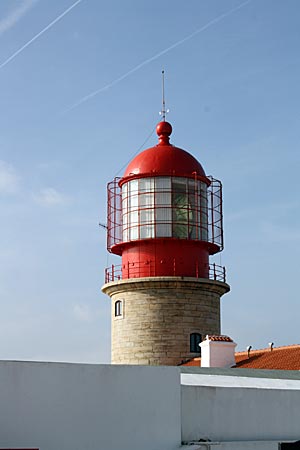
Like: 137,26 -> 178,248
0,0 -> 299,363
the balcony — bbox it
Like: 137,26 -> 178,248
104,261 -> 226,283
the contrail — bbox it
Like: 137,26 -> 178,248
63,0 -> 252,114
0,0 -> 82,70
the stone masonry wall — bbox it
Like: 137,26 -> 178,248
102,277 -> 230,366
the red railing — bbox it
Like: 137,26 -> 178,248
106,176 -> 223,253
105,261 -> 226,283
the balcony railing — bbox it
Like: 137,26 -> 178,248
107,176 -> 223,253
104,261 -> 226,283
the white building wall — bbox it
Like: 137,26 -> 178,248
1,362 -> 300,450
181,373 -> 300,443
0,361 -> 181,450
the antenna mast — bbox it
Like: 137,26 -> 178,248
159,69 -> 169,121
162,69 -> 166,121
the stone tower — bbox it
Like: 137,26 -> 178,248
102,121 -> 230,365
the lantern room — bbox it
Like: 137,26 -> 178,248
106,121 -> 224,280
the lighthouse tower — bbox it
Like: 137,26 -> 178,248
102,120 -> 230,365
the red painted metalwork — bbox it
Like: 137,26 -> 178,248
105,261 -> 226,283
156,121 -> 172,144
107,176 -> 223,254
105,121 -> 225,280
121,240 -> 209,278
123,121 -> 207,180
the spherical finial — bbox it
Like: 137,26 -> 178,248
156,121 -> 172,145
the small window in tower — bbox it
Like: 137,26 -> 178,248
190,333 -> 202,353
115,300 -> 123,317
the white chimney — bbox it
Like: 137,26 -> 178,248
200,335 -> 237,368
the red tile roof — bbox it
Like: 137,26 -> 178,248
181,344 -> 300,370
206,335 -> 233,342
181,357 -> 201,367
234,345 -> 300,370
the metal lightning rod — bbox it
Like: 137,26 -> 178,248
162,69 -> 166,121
159,69 -> 169,120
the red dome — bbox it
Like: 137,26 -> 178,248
123,121 -> 206,179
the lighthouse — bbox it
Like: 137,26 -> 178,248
102,120 -> 230,365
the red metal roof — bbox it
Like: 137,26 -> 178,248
123,121 -> 206,179
181,344 -> 300,370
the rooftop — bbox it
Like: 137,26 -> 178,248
181,344 -> 300,370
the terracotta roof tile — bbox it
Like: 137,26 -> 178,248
234,344 -> 300,370
181,357 -> 201,366
180,344 -> 300,369
206,335 -> 233,342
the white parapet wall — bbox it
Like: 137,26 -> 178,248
181,371 -> 300,443
1,361 -> 300,450
0,361 -> 181,450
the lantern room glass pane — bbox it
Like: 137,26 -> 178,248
129,194 -> 138,210
155,177 -> 171,191
156,208 -> 172,237
121,176 -> 209,243
140,224 -> 154,238
129,179 -> 138,194
122,184 -> 128,241
155,177 -> 171,237
129,226 -> 138,240
129,210 -> 138,225
172,178 -> 190,239
140,178 -> 154,192
155,190 -> 170,206
140,208 -> 153,223
140,193 -> 154,208
199,181 -> 208,241
122,182 -> 128,196
122,212 -> 128,241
